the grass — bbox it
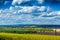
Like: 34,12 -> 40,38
0,33 -> 60,40
0,27 -> 54,34
0,27 -> 57,40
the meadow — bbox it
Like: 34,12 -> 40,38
0,33 -> 60,40
0,27 -> 54,34
0,26 -> 59,40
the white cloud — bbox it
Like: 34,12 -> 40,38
9,6 -> 13,10
12,0 -> 22,5
0,14 -> 3,17
12,0 -> 30,5
38,6 -> 46,12
33,15 -> 55,20
18,6 -> 37,13
1,6 -> 59,19
46,7 -> 52,13
46,11 -> 56,16
1,0 -> 60,25
0,10 -> 2,13
57,11 -> 60,15
38,0 -> 44,4
8,6 -> 52,14
9,6 -> 40,14
47,11 -> 60,16
0,6 -> 56,19
1,5 -> 60,24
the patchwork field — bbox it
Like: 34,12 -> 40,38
0,27 -> 54,34
0,27 -> 59,40
0,33 -> 60,40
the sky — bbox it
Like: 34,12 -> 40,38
0,0 -> 60,25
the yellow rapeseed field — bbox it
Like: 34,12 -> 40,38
0,33 -> 60,40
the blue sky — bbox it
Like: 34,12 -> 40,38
0,0 -> 60,25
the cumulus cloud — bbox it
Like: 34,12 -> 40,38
0,0 -> 60,25
8,6 -> 49,14
12,0 -> 22,5
0,5 -> 51,24
47,11 -> 60,16
38,0 -> 44,4
0,9 -> 60,25
0,10 -> 2,13
12,0 -> 45,6
12,0 -> 30,5
0,6 -> 58,20
38,6 -> 46,12
17,6 -> 37,13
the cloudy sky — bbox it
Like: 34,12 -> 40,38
0,0 -> 60,25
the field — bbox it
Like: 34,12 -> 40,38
0,27 -> 54,34
0,33 -> 60,40
0,27 -> 59,40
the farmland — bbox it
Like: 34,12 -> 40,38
0,27 -> 54,34
0,33 -> 60,40
0,26 -> 59,40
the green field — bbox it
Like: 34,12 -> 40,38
0,33 -> 60,40
0,27 -> 58,40
0,27 -> 54,34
